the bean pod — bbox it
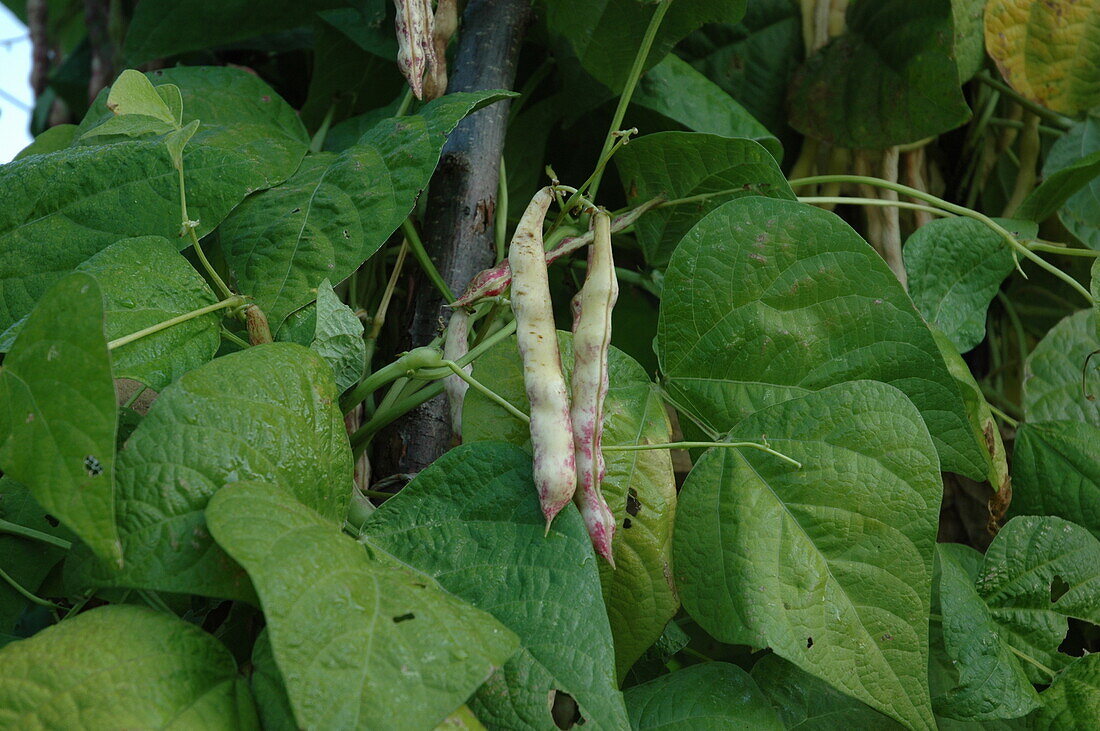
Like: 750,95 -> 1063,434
510,187 -> 576,526
394,0 -> 436,100
569,210 -> 618,564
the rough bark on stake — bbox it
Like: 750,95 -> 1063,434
377,0 -> 530,476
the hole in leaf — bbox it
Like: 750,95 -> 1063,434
291,207 -> 301,214
626,488 -> 640,517
550,690 -> 584,729
1051,575 -> 1070,603
806,637 -> 814,649
392,613 -> 415,624
44,514 -> 59,528
623,518 -> 633,530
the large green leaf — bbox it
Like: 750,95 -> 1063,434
278,279 -> 366,393
0,67 -> 307,333
1023,309 -> 1100,426
615,132 -> 795,267
631,54 -> 781,160
72,343 -> 351,600
953,0 -> 987,81
361,442 -> 630,730
1034,653 -> 1100,730
933,543 -> 1040,720
545,0 -> 747,93
673,381 -> 942,730
985,0 -> 1100,117
683,0 -> 803,148
220,90 -> 512,326
904,218 -> 1037,353
750,654 -> 902,729
0,273 -> 120,566
624,662 -> 783,730
464,334 -> 678,682
0,605 -> 258,728
976,515 -> 1100,682
250,630 -> 297,731
789,0 -> 971,148
123,0 -> 343,64
1009,421 -> 1100,539
657,196 -> 986,480
1041,110 -> 1100,249
206,482 -> 518,730
79,236 -> 219,390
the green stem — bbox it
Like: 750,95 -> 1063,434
788,175 -> 1095,305
109,296 -> 243,351
587,0 -> 671,200
177,164 -> 234,300
496,156 -> 509,262
799,196 -> 953,219
658,186 -> 748,208
0,518 -> 72,550
1007,644 -> 1057,679
123,385 -> 147,409
395,87 -> 415,117
1025,241 -> 1100,258
443,360 -> 530,423
0,566 -> 60,609
402,218 -> 455,303
309,104 -> 335,154
341,346 -> 444,413
975,72 -> 1073,130
220,327 -> 250,349
603,441 -> 802,468
554,130 -> 637,228
1003,112 -> 1040,218
986,117 -> 1064,138
987,403 -> 1020,428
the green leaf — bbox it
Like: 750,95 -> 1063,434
1041,110 -> 1100,249
12,124 -> 79,160
0,605 -> 258,728
615,132 -> 795,267
905,217 -> 1036,353
1016,150 -> 1100,223
361,442 -> 630,730
206,481 -> 518,730
0,273 -> 120,566
545,0 -> 747,93
657,196 -> 987,480
279,280 -> 366,393
1034,653 -> 1100,730
976,515 -> 1100,683
624,662 -> 783,730
623,620 -> 689,687
673,381 -> 941,730
0,67 -> 307,334
249,629 -> 297,731
464,334 -> 678,682
1009,421 -> 1100,540
681,1 -> 803,148
631,54 -> 781,160
72,343 -> 351,600
0,479 -> 71,633
106,68 -> 177,123
985,0 -> 1100,117
1023,309 -> 1100,426
220,90 -> 513,327
123,0 -> 346,65
953,0 -> 987,81
934,543 -> 1040,720
751,654 -> 903,729
789,0 -> 971,148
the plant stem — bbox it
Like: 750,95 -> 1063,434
177,165 -> 234,300
220,327 -> 250,349
975,72 -> 1073,130
108,296 -> 244,351
402,218 -> 455,303
0,518 -> 72,550
0,566 -> 60,608
309,104 -> 335,154
395,87 -> 415,117
788,175 -> 1095,304
1025,241 -> 1100,258
1007,644 -> 1057,679
587,0 -> 671,200
1003,112 -> 1040,218
496,156 -> 509,262
603,441 -> 802,468
987,117 -> 1064,138
799,196 -> 953,219
987,403 -> 1020,428
443,359 -> 530,422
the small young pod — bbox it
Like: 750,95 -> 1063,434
569,210 -> 618,564
510,187 -> 576,526
394,0 -> 436,100
443,307 -> 471,442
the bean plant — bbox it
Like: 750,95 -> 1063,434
1,0 -> 1099,729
